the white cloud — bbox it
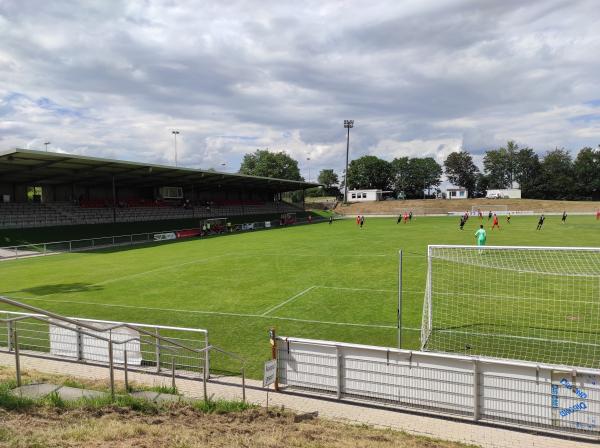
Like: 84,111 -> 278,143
1,0 -> 599,175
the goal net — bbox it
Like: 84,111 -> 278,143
421,245 -> 600,368
471,205 -> 509,216
280,213 -> 296,225
201,218 -> 228,234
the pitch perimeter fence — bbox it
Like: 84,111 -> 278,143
0,216 -> 327,260
276,336 -> 600,440
0,309 -> 210,380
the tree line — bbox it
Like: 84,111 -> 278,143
238,145 -> 600,200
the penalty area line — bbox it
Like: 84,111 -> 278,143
260,286 -> 317,316
11,296 -> 420,330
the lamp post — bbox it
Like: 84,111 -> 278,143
171,130 -> 180,166
343,120 -> 354,203
44,141 -> 50,152
306,157 -> 311,182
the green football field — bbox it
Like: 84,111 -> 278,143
0,214 -> 598,377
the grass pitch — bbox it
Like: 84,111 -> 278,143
1,214 -> 598,377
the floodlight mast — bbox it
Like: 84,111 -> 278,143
172,130 -> 180,166
44,141 -> 50,152
343,120 -> 354,203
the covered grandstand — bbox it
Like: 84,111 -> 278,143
0,149 -> 318,229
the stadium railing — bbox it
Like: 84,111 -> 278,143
275,336 -> 600,441
0,215 -> 328,260
0,297 -> 247,402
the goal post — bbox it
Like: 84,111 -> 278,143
201,218 -> 229,234
421,245 -> 600,368
471,205 -> 509,215
280,212 -> 296,225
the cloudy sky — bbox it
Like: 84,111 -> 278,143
1,0 -> 599,180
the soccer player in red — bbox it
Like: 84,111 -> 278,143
356,215 -> 360,226
596,210 -> 600,220
491,213 -> 500,230
403,212 -> 409,223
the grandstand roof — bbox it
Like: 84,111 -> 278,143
0,149 -> 320,191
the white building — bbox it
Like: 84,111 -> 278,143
486,189 -> 521,199
347,189 -> 382,202
446,187 -> 468,199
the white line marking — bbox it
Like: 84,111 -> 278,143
317,286 -> 425,294
11,296 -> 420,330
438,329 -> 600,347
261,286 -> 317,316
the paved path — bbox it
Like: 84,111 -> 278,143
0,352 -> 596,448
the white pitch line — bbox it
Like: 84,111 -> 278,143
11,296 -> 420,330
317,286 -> 425,294
439,329 -> 600,347
260,286 -> 317,316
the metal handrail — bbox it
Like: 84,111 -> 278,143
0,296 -> 246,401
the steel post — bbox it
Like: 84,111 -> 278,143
13,327 -> 21,387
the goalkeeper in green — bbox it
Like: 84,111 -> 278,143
475,225 -> 487,247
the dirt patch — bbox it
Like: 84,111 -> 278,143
0,406 -> 477,448
0,367 -> 476,448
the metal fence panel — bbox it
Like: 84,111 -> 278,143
276,336 -> 600,440
1,311 -> 209,377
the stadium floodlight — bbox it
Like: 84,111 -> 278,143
171,130 -> 180,166
44,141 -> 50,152
306,157 -> 311,182
421,244 -> 600,368
343,120 -> 354,203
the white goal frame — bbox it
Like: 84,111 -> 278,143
471,205 -> 509,215
421,244 -> 600,368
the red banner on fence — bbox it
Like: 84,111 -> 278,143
176,229 -> 201,239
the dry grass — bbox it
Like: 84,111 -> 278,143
0,406 -> 478,448
0,366 -> 477,448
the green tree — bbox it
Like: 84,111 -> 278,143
573,147 -> 600,200
347,155 -> 393,190
443,151 -> 479,197
473,173 -> 490,198
514,148 -> 541,198
317,169 -> 339,189
239,149 -> 302,180
483,140 -> 520,188
391,157 -> 442,198
537,149 -> 574,199
390,157 -> 410,194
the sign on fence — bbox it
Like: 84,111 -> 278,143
263,359 -> 277,388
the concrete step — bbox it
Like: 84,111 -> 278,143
11,383 -> 179,403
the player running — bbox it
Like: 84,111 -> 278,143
561,211 -> 567,224
475,224 -> 487,247
478,209 -> 483,220
360,215 -> 365,228
329,216 -> 333,225
506,212 -> 511,224
491,213 -> 500,230
597,209 -> 600,220
536,214 -> 545,230
488,210 -> 492,221
403,212 -> 409,224
356,215 -> 360,226
409,211 -> 413,221
459,216 -> 465,230
397,214 -> 402,224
